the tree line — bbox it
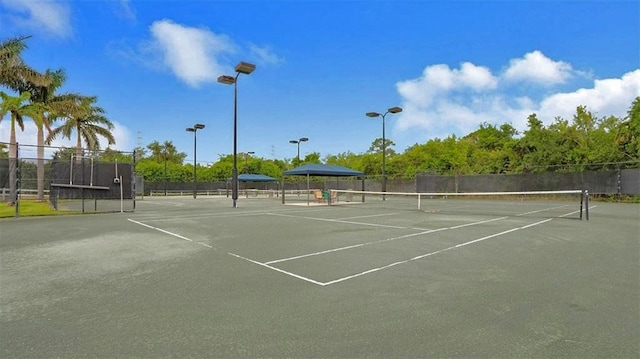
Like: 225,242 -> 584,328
90,97 -> 640,184
2,35 -> 639,190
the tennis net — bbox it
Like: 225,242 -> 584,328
329,189 -> 590,220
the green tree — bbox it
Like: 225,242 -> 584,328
618,96 -> 640,162
324,151 -> 364,171
0,142 -> 7,158
97,147 -> 133,163
146,140 -> 186,164
46,95 -> 115,162
0,91 -> 31,204
303,152 -> 322,164
22,69 -> 68,200
0,35 -> 50,91
464,123 -> 518,174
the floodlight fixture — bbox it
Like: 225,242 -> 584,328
365,106 -> 403,199
218,61 -> 256,208
289,137 -> 309,164
186,124 -> 205,199
235,62 -> 256,75
217,75 -> 235,85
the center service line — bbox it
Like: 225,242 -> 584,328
322,218 -> 553,286
267,212 -> 412,230
232,217 -> 554,287
265,216 -> 509,265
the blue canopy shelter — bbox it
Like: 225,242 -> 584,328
238,174 -> 278,182
227,174 -> 279,198
281,164 -> 365,205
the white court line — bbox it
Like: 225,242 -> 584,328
127,218 -> 193,241
133,206 -> 333,223
265,229 -> 445,264
228,253 -> 325,286
516,204 -> 570,216
232,217 -> 555,286
337,213 -> 400,220
265,216 -> 508,265
321,218 -> 554,286
268,212 -> 414,230
558,205 -> 597,218
127,218 -> 215,250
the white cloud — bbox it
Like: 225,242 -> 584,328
502,50 -> 573,85
397,63 -> 497,108
148,20 -> 236,87
117,0 -> 136,22
394,52 -> 639,144
538,69 -> 640,121
249,43 -> 284,66
0,0 -> 72,38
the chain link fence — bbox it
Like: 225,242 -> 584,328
0,143 -> 135,215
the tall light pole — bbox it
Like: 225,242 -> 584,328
163,145 -> 167,196
218,61 -> 256,208
186,124 -> 205,199
366,106 -> 402,199
244,151 -> 255,173
289,137 -> 309,165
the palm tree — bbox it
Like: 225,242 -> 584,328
0,91 -> 32,204
26,69 -> 67,200
46,95 -> 115,163
1,36 -> 50,90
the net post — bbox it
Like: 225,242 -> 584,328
585,190 -> 589,221
580,190 -> 584,220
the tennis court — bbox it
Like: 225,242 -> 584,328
1,195 -> 638,357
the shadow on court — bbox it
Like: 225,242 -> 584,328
1,196 -> 639,358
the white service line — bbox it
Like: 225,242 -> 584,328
265,228 -> 445,264
232,217 -> 555,286
228,252 -> 325,286
268,212 -> 413,230
265,216 -> 509,265
337,213 -> 400,220
559,205 -> 597,218
322,218 -> 554,286
127,218 -> 215,250
516,204 -> 570,216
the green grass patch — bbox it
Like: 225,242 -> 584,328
0,200 -> 79,218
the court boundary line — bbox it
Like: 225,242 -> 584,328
267,212 -> 431,230
264,216 -> 508,264
127,218 -> 215,250
230,217 -> 554,286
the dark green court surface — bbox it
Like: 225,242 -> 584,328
1,196 -> 638,358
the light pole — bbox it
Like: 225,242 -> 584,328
218,61 -> 256,208
186,124 -> 205,199
163,146 -> 167,196
289,137 -> 309,165
366,106 -> 402,199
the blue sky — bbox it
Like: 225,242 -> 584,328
1,0 -> 639,164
